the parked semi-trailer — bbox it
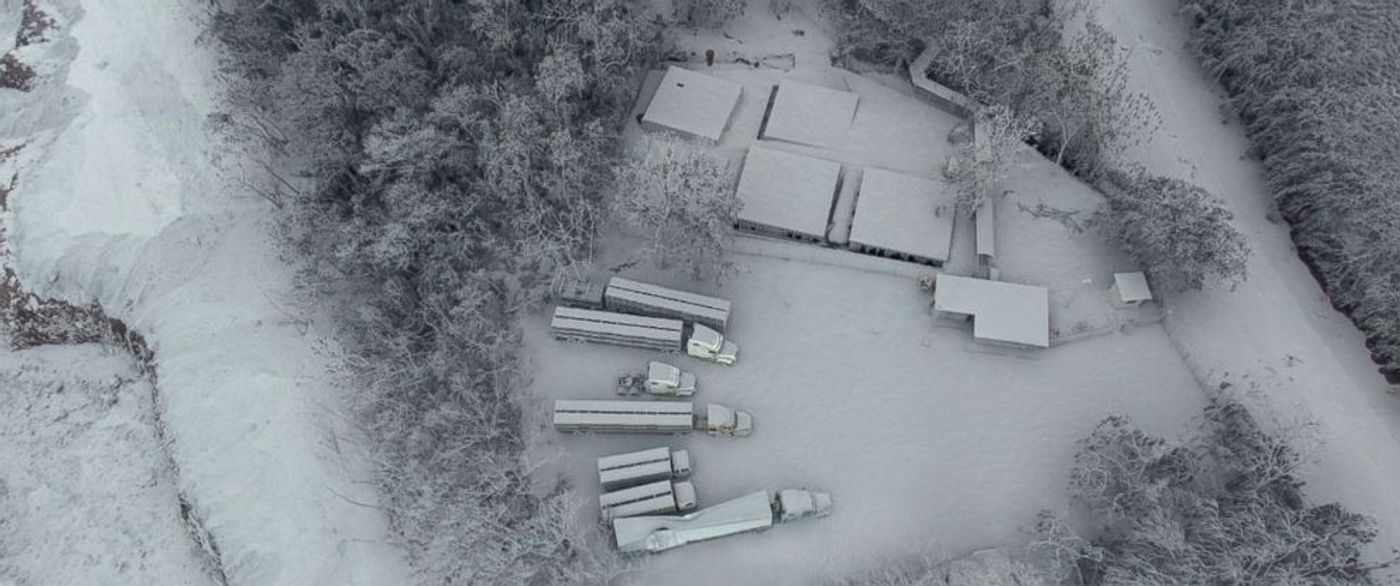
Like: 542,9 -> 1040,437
550,307 -> 738,365
598,447 -> 691,491
612,489 -> 833,554
600,480 -> 698,521
551,400 -> 752,437
554,276 -> 731,332
603,277 -> 731,331
617,361 -> 697,397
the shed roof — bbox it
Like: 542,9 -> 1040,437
1113,272 -> 1153,303
848,168 -> 956,262
762,79 -> 859,148
975,200 -> 996,258
735,144 -> 842,239
641,66 -> 743,141
934,274 -> 1049,348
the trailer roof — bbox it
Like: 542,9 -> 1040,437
735,144 -> 842,239
553,400 -> 694,414
598,447 -> 673,471
934,274 -> 1049,348
848,168 -> 957,263
641,66 -> 743,141
763,79 -> 859,148
613,490 -> 774,553
601,480 -> 676,507
605,288 -> 728,327
608,277 -> 731,313
553,306 -> 684,330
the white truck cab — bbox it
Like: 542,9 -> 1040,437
705,404 -> 753,437
685,324 -> 739,365
646,361 -> 697,395
774,489 -> 833,522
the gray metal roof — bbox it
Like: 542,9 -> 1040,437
735,144 -> 842,239
848,167 -> 956,262
641,66 -> 743,141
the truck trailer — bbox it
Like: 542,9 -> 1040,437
598,447 -> 692,491
603,277 -> 731,332
612,489 -> 833,554
551,400 -> 752,437
600,480 -> 698,521
550,307 -> 738,365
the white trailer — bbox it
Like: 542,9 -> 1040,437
598,447 -> 692,491
617,361 -> 697,397
551,400 -> 752,437
604,277 -> 732,332
550,306 -> 738,365
550,307 -> 683,353
612,489 -> 833,554
600,480 -> 698,521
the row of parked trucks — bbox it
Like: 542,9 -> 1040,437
552,277 -> 829,554
595,446 -> 832,554
551,277 -> 739,365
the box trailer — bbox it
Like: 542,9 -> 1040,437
598,447 -> 692,491
550,307 -> 738,365
604,277 -> 731,332
600,480 -> 698,521
552,400 -> 752,437
612,489 -> 833,554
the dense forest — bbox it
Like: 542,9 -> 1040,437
1180,0 -> 1400,381
210,1 -> 659,581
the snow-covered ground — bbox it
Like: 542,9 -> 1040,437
1096,0 -> 1400,566
524,239 -> 1205,585
1,1 -> 408,583
0,343 -> 216,585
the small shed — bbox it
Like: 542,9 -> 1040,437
734,144 -> 843,243
1110,272 -> 1153,308
933,274 -> 1049,349
641,66 -> 743,141
760,79 -> 859,149
847,168 -> 956,266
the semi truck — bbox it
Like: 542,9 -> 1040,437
612,489 -> 833,554
551,400 -> 752,437
600,480 -> 698,521
597,447 -> 691,491
550,306 -> 738,365
617,361 -> 697,397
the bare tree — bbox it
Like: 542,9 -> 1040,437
945,104 -> 1040,212
611,134 -> 742,283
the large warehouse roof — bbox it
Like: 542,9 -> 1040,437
641,66 -> 743,141
762,79 -> 859,148
934,274 -> 1049,348
848,168 -> 956,263
735,144 -> 843,240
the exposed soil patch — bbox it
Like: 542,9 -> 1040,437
1,53 -> 35,91
16,0 -> 57,48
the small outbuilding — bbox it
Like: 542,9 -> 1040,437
641,66 -> 743,141
760,79 -> 859,149
734,144 -> 843,243
847,168 -> 956,266
933,274 -> 1049,349
1110,272 -> 1153,308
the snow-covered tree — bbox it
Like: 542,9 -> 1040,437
1092,168 -> 1249,292
1048,397 -> 1391,584
612,134 -> 741,283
